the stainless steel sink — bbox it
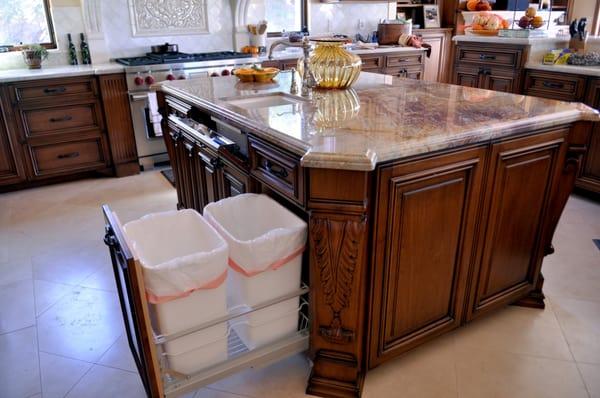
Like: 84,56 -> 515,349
222,93 -> 308,110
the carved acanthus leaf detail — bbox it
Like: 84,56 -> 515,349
311,217 -> 365,344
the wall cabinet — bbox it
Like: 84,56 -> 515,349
523,69 -> 600,196
452,44 -> 527,93
0,74 -> 139,190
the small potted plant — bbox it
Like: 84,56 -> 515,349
21,44 -> 48,69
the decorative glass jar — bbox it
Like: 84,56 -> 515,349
299,39 -> 362,90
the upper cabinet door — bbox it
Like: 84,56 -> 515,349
369,147 -> 486,367
467,129 -> 568,320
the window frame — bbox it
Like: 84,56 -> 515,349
0,0 -> 57,52
266,0 -> 309,38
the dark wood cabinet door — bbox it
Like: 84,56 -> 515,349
482,71 -> 517,93
198,147 -> 221,205
467,129 -> 567,320
578,79 -> 600,194
369,147 -> 486,367
221,160 -> 249,199
0,102 -> 26,185
453,67 -> 481,88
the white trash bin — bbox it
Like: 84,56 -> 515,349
204,194 -> 307,350
123,209 -> 229,375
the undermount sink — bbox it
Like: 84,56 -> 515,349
222,93 -> 308,110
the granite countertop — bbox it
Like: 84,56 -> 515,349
263,45 -> 426,61
525,62 -> 600,77
159,71 -> 598,171
0,63 -> 125,83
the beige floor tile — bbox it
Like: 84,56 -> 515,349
363,334 -> 457,398
0,327 -> 41,398
37,287 -> 124,362
543,253 -> 600,303
0,256 -> 32,286
0,278 -> 35,334
452,304 -> 573,361
65,364 -> 145,398
551,296 -> 600,364
39,351 -> 92,398
195,388 -> 251,398
79,263 -> 117,292
32,240 -> 109,286
33,279 -> 74,317
97,333 -> 138,372
208,354 -> 311,398
579,362 -> 600,398
455,346 -> 589,398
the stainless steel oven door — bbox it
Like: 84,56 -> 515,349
129,92 -> 168,169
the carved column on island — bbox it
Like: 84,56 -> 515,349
306,168 -> 372,398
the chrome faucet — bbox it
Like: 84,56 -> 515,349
269,37 -> 316,99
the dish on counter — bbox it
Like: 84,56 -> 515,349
465,27 -> 500,36
233,66 -> 280,83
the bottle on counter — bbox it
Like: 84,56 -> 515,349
67,33 -> 78,65
80,33 -> 91,65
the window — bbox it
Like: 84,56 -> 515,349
247,0 -> 308,36
0,0 -> 56,50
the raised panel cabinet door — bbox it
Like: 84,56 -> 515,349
182,138 -> 201,211
467,129 -> 567,319
578,79 -> 600,194
0,102 -> 26,185
453,67 -> 481,88
420,34 -> 443,82
369,147 -> 486,367
198,147 -> 221,205
220,161 -> 249,199
482,71 -> 517,93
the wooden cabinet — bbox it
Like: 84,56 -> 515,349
264,51 -> 425,80
414,28 -> 453,82
370,147 -> 486,366
453,44 -> 526,93
0,98 -> 26,185
467,130 -> 567,319
523,70 -> 600,196
0,73 -> 138,190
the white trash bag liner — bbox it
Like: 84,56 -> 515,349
203,193 -> 307,278
123,209 -> 228,304
204,194 -> 307,348
123,209 -> 229,375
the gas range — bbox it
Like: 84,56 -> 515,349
117,51 -> 259,92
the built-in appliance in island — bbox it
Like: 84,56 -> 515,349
104,71 -> 598,398
115,49 -> 258,170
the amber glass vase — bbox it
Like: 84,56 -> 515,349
299,39 -> 362,89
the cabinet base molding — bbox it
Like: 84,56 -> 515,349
307,351 -> 365,398
512,274 -> 546,309
113,160 -> 141,177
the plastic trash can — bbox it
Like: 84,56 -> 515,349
123,209 -> 229,375
204,194 -> 307,349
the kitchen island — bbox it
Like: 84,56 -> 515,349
115,71 -> 598,398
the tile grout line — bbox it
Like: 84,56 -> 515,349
546,297 -> 593,398
32,276 -> 43,398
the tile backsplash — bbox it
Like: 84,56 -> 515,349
0,0 -> 393,70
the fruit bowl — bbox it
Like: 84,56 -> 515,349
465,27 -> 499,36
233,66 -> 280,83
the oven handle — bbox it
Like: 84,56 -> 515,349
130,93 -> 149,102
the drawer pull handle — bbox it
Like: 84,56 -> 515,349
57,151 -> 80,159
542,81 -> 565,89
43,87 -> 67,94
49,115 -> 73,123
264,160 -> 289,179
479,54 -> 496,61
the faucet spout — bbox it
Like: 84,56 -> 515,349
268,37 -> 316,98
268,39 -> 303,60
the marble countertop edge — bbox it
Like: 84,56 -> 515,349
0,63 -> 125,83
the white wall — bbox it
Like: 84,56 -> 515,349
0,0 -> 394,70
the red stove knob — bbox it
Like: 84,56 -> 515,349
145,75 -> 155,85
221,69 -> 230,76
178,75 -> 187,80
166,74 -> 175,81
210,72 -> 220,77
134,76 -> 144,86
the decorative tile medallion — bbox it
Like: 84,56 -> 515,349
128,0 -> 209,37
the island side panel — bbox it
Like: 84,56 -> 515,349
306,168 -> 372,398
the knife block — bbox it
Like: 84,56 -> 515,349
569,37 -> 588,52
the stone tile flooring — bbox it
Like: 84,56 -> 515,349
0,171 -> 598,398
